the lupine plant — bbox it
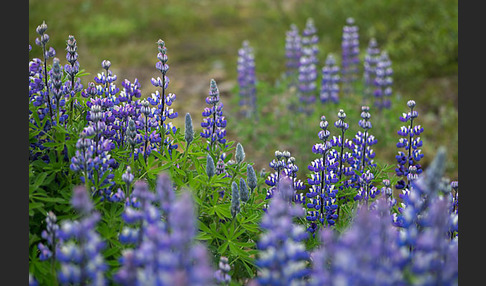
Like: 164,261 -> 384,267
237,40 -> 257,119
297,18 -> 319,113
363,38 -> 381,104
285,24 -> 302,87
341,17 -> 360,96
319,54 -> 340,104
29,20 -> 457,286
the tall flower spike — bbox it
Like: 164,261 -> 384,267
149,39 -> 178,156
395,100 -> 424,195
373,51 -> 393,110
320,54 -> 340,104
237,40 -> 257,118
363,38 -> 381,103
57,186 -> 106,285
257,177 -> 310,285
201,79 -> 227,151
341,17 -> 360,95
306,115 -> 338,232
35,21 -> 56,120
285,24 -> 302,87
296,18 -> 319,113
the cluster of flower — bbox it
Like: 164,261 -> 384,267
256,148 -> 458,285
284,17 -> 394,112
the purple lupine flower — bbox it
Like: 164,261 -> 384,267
257,177 -> 310,285
266,150 -> 306,206
373,51 -> 393,110
395,100 -> 424,196
155,172 -> 175,221
70,128 -> 116,202
320,54 -> 340,104
38,211 -> 59,263
237,40 -> 257,119
285,24 -> 302,86
149,39 -> 178,156
296,18 -> 319,113
164,191 -> 215,285
201,79 -> 227,151
352,106 -> 377,177
34,21 -> 56,120
57,186 -> 107,285
394,148 -> 457,284
363,38 -> 381,103
341,17 -> 360,95
306,115 -> 338,232
311,198 -> 404,285
214,256 -> 231,284
301,18 -> 319,66
64,35 -> 83,109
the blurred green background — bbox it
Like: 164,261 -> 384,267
29,0 -> 458,179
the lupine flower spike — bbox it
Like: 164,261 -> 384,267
57,186 -> 106,285
363,38 -> 381,104
341,17 -> 360,96
320,54 -> 340,104
307,115 -> 338,232
395,100 -> 424,199
374,51 -> 393,110
297,18 -> 319,113
285,24 -> 302,87
237,40 -> 257,119
35,21 -> 56,120
149,39 -> 178,156
214,256 -> 231,284
257,177 -> 310,285
201,79 -> 227,152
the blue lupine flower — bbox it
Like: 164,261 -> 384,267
257,177 -> 310,285
237,40 -> 257,118
320,54 -> 340,104
373,51 -> 393,110
341,17 -> 360,95
363,38 -> 381,103
148,39 -> 179,156
311,198 -> 404,285
395,100 -> 424,195
38,211 -> 59,262
296,18 -> 319,113
214,256 -> 231,284
201,79 -> 227,150
285,24 -> 302,86
306,115 -> 339,232
57,186 -> 107,285
352,106 -> 377,176
266,150 -> 306,206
